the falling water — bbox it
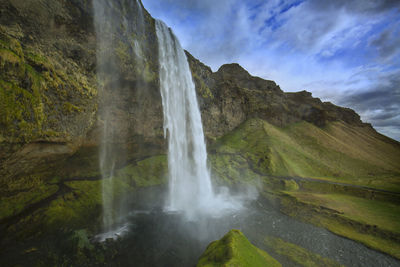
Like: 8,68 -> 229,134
156,21 -> 238,219
93,0 -> 146,233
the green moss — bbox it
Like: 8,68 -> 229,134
0,33 -> 23,58
44,180 -> 103,229
209,153 -> 262,186
214,119 -> 272,174
0,77 -> 45,141
114,155 -> 167,187
70,229 -> 94,250
283,180 -> 299,191
193,73 -> 213,99
197,229 -> 281,267
25,51 -> 51,71
0,184 -> 58,220
0,32 -> 97,142
142,61 -> 157,83
115,41 -> 130,63
0,48 -> 22,66
63,102 -> 83,113
42,155 -> 167,230
264,236 -> 343,267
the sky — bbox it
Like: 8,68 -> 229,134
142,0 -> 400,141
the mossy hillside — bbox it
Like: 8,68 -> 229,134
53,155 -> 166,229
209,152 -> 290,196
197,229 -> 281,267
264,236 -> 343,267
286,192 -> 400,235
279,192 -> 400,259
279,175 -> 400,202
43,180 -> 103,231
0,183 -> 58,221
115,155 -> 167,187
1,155 -> 167,241
0,28 -> 97,143
212,118 -> 400,192
0,167 -> 59,221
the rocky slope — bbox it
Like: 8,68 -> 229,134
0,0 -> 163,201
186,51 -> 370,141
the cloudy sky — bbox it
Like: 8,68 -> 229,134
142,0 -> 400,141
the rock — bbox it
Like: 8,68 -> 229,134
186,51 -> 370,141
0,0 -> 165,187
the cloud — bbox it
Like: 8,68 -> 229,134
369,24 -> 400,61
141,0 -> 400,140
308,0 -> 400,14
336,70 -> 400,138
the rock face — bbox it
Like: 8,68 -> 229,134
0,0 -> 164,186
186,51 -> 368,141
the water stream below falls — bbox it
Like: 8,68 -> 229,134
97,187 -> 400,267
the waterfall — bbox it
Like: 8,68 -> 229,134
93,0 -> 146,233
156,21 -> 237,219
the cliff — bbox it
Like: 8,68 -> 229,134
0,0 -> 164,190
186,51 -> 369,140
1,0 -> 399,263
0,0 -> 380,182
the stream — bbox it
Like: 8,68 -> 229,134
98,188 -> 400,267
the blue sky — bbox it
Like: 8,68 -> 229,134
142,0 -> 400,140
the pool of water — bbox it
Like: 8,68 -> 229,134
99,192 -> 400,267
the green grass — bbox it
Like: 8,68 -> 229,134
197,229 -> 281,267
313,215 -> 400,260
279,192 -> 400,259
288,192 -> 400,234
211,118 -> 400,259
212,118 -> 400,192
264,236 -> 343,267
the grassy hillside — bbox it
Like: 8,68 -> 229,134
212,118 -> 400,192
210,118 -> 400,259
264,236 -> 343,267
197,229 -> 281,267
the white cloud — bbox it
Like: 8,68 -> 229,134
142,0 -> 400,140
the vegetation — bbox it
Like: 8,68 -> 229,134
1,155 -> 167,234
279,192 -> 400,259
264,236 -> 343,267
287,192 -> 400,234
197,229 -> 281,267
0,27 -> 96,142
210,117 -> 400,259
213,118 -> 400,192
